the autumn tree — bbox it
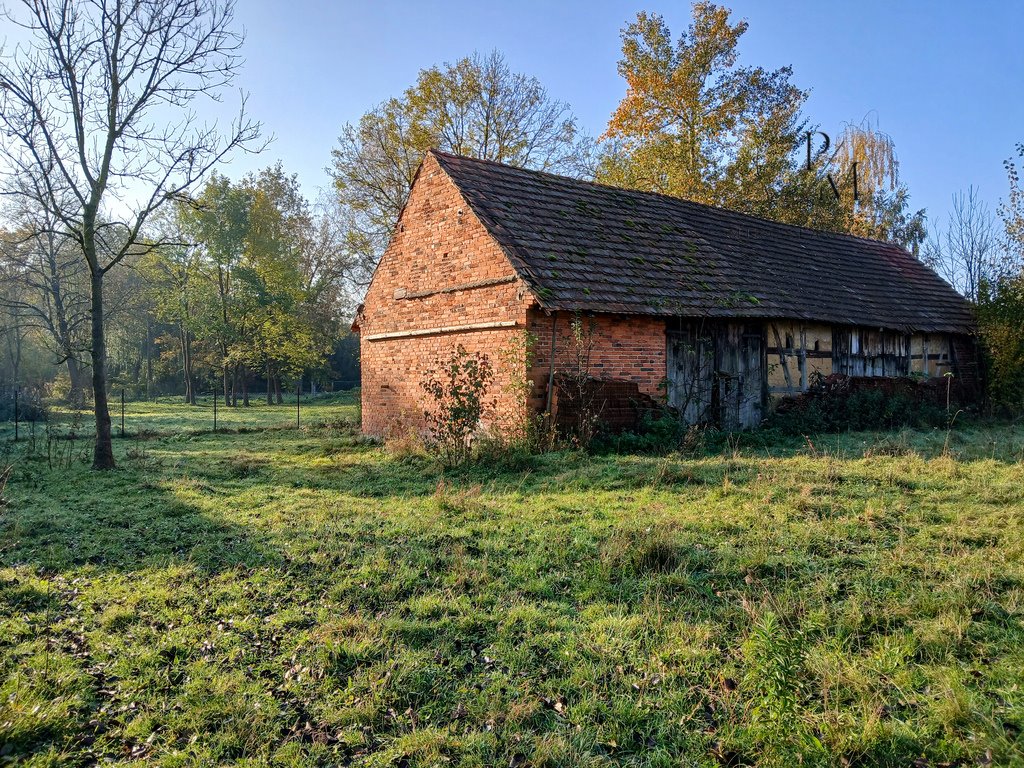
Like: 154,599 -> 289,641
289,196 -> 360,388
233,167 -> 319,404
153,166 -> 345,407
234,172 -> 349,403
0,0 -> 261,469
809,119 -> 926,250
599,6 -> 925,250
330,50 -> 593,276
978,273 -> 1024,412
1000,143 -> 1024,268
141,213 -> 218,405
976,143 -> 1024,413
598,6 -> 806,210
178,173 -> 254,403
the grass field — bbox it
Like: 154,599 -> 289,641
1,402 -> 1023,766
0,391 -> 360,442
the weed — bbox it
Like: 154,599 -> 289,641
740,611 -> 824,767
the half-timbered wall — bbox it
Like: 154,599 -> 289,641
765,322 -> 833,397
833,328 -> 911,377
909,333 -> 953,376
764,324 -> 967,403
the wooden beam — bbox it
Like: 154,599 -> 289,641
770,324 -> 794,393
395,275 -> 518,300
799,325 -> 807,391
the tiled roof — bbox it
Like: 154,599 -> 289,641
431,150 -> 976,334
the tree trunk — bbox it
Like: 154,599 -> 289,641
266,360 -> 273,405
180,326 -> 190,403
188,334 -> 196,405
218,266 -> 231,405
274,375 -> 283,405
230,364 -> 238,407
46,231 -> 85,405
242,365 -> 250,407
146,316 -> 154,400
66,357 -> 86,406
89,269 -> 115,469
183,327 -> 196,405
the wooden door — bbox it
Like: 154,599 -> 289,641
716,323 -> 765,430
667,322 -> 713,424
668,321 -> 765,429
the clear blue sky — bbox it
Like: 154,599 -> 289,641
224,0 -> 1023,234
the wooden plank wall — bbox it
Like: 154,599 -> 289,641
833,328 -> 910,378
667,320 -> 765,429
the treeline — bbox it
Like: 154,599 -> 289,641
143,166 -> 356,406
0,165 -> 358,406
976,143 -> 1024,412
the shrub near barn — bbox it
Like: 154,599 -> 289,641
420,345 -> 497,466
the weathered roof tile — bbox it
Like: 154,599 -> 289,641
431,150 -> 975,334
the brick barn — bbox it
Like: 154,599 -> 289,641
353,150 -> 977,435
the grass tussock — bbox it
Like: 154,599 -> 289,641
0,402 -> 1023,766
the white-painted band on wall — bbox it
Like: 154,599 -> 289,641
364,320 -> 518,341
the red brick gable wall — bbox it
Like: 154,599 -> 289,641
357,153 -> 533,436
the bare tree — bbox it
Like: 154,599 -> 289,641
0,0 -> 262,468
300,195 -> 361,321
1,192 -> 92,401
923,187 -> 999,302
1,227 -> 90,398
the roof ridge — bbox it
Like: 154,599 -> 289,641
427,148 -> 915,255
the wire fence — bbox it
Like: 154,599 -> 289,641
1,386 -> 361,442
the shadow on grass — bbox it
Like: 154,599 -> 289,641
5,419 -> 1020,579
0,456 -> 279,575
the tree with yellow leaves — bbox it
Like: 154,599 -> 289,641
599,5 -> 926,251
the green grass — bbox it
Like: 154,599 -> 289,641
1,417 -> 1023,766
0,390 -> 360,442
